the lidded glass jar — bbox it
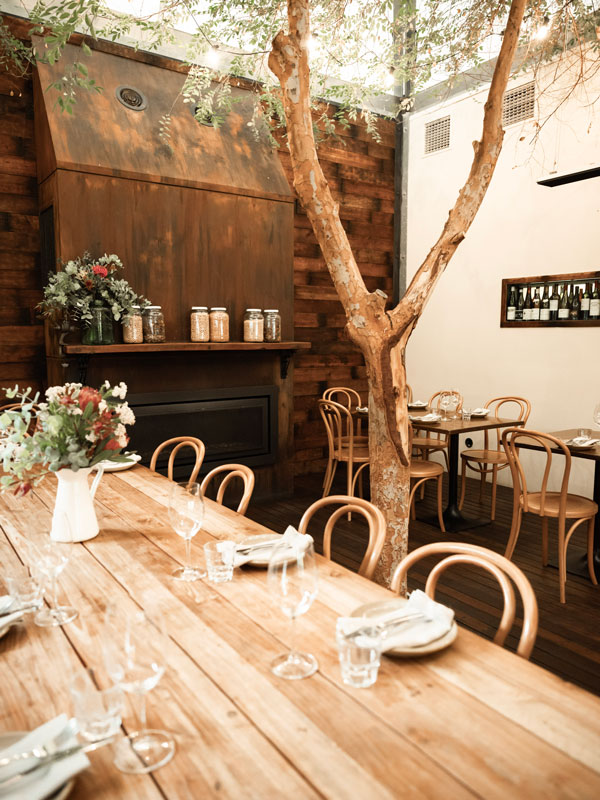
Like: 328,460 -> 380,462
209,307 -> 229,342
82,299 -> 114,346
122,305 -> 143,344
142,305 -> 166,343
190,306 -> 209,342
264,309 -> 281,342
243,308 -> 264,342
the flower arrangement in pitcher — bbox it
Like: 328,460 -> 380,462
38,252 -> 149,326
0,381 -> 135,495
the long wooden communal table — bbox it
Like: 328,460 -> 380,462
1,466 -> 600,799
410,413 -> 524,533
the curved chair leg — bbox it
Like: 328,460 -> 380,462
436,474 -> 446,533
458,457 -> 467,511
504,507 -> 523,561
322,460 -> 338,497
479,468 -> 486,502
541,517 -> 549,567
558,518 -> 567,604
491,465 -> 498,521
322,453 -> 333,490
588,517 -> 598,586
409,478 -> 425,522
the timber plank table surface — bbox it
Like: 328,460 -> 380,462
410,413 -> 524,533
1,466 -> 600,799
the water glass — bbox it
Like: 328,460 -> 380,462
70,668 -> 123,742
336,621 -> 382,688
5,574 -> 44,612
578,428 -> 592,440
204,540 -> 236,583
462,408 -> 472,421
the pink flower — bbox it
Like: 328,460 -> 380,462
92,265 -> 108,278
78,386 -> 102,412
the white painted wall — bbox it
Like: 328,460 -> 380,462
405,52 -> 600,494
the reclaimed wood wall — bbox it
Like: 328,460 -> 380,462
0,68 -> 44,394
280,118 -> 396,475
0,15 -> 395,476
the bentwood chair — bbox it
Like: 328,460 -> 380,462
298,495 -> 386,580
406,384 -> 413,403
0,402 -> 40,436
323,386 -> 365,437
501,428 -> 598,604
411,389 -> 464,470
200,464 -> 255,515
409,424 -> 445,532
150,436 -> 205,483
391,542 -> 539,659
318,399 -> 369,500
459,396 -> 531,520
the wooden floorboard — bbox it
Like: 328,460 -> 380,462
247,472 -> 600,697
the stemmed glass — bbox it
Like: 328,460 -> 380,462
449,389 -> 461,419
33,542 -> 78,627
439,392 -> 451,420
267,535 -> 319,680
167,482 -> 205,581
103,604 -> 175,773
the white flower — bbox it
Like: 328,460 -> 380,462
85,431 -> 98,443
102,380 -> 111,390
68,407 -> 83,415
112,382 -> 127,400
116,403 -> 135,426
98,400 -> 108,413
45,386 -> 64,403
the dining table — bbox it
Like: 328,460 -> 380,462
1,465 -> 600,799
515,428 -> 600,582
410,411 -> 524,533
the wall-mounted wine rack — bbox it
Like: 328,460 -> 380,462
501,270 -> 600,328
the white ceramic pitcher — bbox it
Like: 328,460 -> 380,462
50,465 -> 104,543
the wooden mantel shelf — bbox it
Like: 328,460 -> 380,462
62,341 -> 311,381
63,341 -> 311,355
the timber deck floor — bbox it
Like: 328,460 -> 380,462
247,472 -> 600,697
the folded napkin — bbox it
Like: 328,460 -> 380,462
0,608 -> 25,631
346,590 -> 454,650
409,413 -> 441,423
408,401 -> 427,407
471,408 -> 489,415
0,595 -> 14,614
355,406 -> 369,414
568,437 -> 600,447
0,714 -> 89,800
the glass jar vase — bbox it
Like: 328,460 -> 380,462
82,301 -> 114,346
264,309 -> 281,342
190,307 -> 210,342
143,305 -> 166,343
122,305 -> 143,344
243,309 -> 264,342
209,307 -> 229,342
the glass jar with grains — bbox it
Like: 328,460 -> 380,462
209,307 -> 229,342
263,309 -> 281,342
190,306 -> 209,342
243,309 -> 264,342
142,305 -> 166,343
122,305 -> 143,344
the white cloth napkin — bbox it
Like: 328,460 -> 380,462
344,590 -> 454,650
409,413 -> 440,423
471,408 -> 489,415
0,714 -> 89,800
568,437 -> 600,447
355,406 -> 369,414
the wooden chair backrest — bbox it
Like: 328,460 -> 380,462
150,436 -> 205,483
323,387 -> 362,410
200,463 -> 255,516
406,384 -> 413,403
298,495 -> 386,580
0,402 -> 40,436
318,399 -> 358,454
501,427 -> 571,517
483,396 -> 531,451
391,542 -> 538,659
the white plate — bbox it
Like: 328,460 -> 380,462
409,413 -> 441,424
408,401 -> 427,409
92,453 -> 142,472
0,733 -> 74,800
350,598 -> 458,657
471,409 -> 489,417
566,439 -> 599,449
237,534 -> 283,567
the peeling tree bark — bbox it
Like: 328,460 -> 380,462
269,0 -> 528,586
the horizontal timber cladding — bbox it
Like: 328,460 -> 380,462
0,63 -> 44,394
278,115 -> 396,476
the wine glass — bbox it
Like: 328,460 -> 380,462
267,535 -> 319,680
33,541 -> 78,627
449,389 -> 461,419
439,392 -> 451,420
167,481 -> 205,581
103,603 -> 175,773
593,403 -> 600,429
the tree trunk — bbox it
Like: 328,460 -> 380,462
270,0 -> 528,587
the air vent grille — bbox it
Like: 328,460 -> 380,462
424,116 -> 450,154
115,85 -> 147,111
502,82 -> 535,126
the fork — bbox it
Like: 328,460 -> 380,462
0,718 -> 79,769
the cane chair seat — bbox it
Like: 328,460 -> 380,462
462,449 -> 508,465
523,492 -> 597,519
410,459 -> 444,480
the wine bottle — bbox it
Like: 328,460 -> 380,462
549,283 -> 559,320
570,285 -> 581,320
523,286 -> 533,321
516,286 -> 525,321
590,282 -> 600,319
558,284 -> 569,320
531,287 -> 540,320
506,285 -> 517,321
540,286 -> 550,321
581,283 -> 591,320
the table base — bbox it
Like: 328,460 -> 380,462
420,506 -> 491,534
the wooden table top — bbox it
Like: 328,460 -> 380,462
1,466 -> 600,799
409,413 -> 525,435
